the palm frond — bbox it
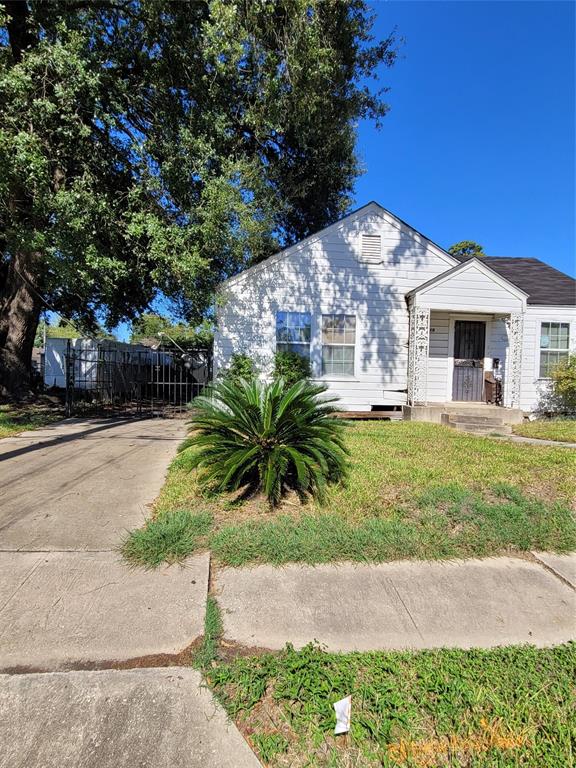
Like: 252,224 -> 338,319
187,377 -> 349,507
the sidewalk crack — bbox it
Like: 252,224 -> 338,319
530,552 -> 575,592
388,579 -> 426,642
0,557 -> 44,615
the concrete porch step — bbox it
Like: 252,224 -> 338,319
452,422 -> 513,436
443,414 -> 505,426
443,405 -> 514,417
404,404 -> 524,425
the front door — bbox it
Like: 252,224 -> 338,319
452,320 -> 486,401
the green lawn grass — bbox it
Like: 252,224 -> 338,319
208,642 -> 576,768
121,509 -> 212,567
513,418 -> 576,443
0,403 -> 63,438
123,421 -> 576,567
194,596 -> 223,671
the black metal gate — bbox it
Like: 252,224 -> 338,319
64,341 -> 212,417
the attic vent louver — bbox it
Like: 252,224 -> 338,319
360,233 -> 381,262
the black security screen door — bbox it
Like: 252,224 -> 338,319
452,320 -> 486,401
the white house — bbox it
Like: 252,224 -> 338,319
214,202 -> 575,421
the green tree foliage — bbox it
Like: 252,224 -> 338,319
130,314 -> 213,348
0,0 -> 397,395
34,317 -> 114,345
33,320 -> 47,348
448,241 -> 486,259
273,350 -> 311,387
188,378 -> 348,507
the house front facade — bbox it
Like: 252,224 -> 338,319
214,203 -> 576,417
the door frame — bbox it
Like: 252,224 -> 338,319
446,314 -> 492,402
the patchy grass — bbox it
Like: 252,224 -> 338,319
208,642 -> 576,768
0,402 -> 63,438
121,509 -> 212,568
194,597 -> 223,671
209,486 -> 576,566
513,418 -> 576,443
125,422 -> 576,567
321,421 -> 575,517
158,422 -> 576,518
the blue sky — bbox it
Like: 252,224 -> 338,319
355,0 -> 575,276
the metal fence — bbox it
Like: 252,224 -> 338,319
64,341 -> 212,417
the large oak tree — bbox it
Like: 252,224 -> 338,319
0,0 -> 396,395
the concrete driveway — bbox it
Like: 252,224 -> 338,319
0,417 -> 260,767
0,417 -> 184,550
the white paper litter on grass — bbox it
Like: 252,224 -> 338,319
333,695 -> 351,735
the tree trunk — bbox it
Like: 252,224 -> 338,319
0,253 -> 42,398
1,5 -> 43,397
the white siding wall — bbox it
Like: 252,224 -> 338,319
487,318 -> 510,387
519,306 -> 576,412
215,208 -> 455,410
427,312 -> 451,402
426,308 -> 576,412
415,263 -> 525,313
44,338 -> 98,389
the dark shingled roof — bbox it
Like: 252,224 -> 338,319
452,256 -> 576,306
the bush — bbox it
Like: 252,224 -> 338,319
222,352 -> 257,383
187,378 -> 348,507
550,355 -> 576,411
273,350 -> 311,387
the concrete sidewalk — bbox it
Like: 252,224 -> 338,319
216,553 -> 576,652
0,668 -> 261,768
0,551 -> 209,671
500,434 -> 576,448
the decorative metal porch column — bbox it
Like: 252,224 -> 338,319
407,302 -> 430,405
504,312 -> 524,408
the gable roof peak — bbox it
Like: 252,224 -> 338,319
406,256 -> 529,304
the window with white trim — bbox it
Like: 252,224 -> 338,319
539,322 -> 570,377
276,311 -> 311,358
322,314 -> 356,376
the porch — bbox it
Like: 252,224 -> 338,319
405,258 -> 528,415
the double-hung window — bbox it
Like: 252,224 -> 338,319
322,314 -> 356,376
539,322 -> 570,377
276,311 -> 311,358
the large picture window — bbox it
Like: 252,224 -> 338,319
322,314 -> 356,376
276,311 -> 311,358
539,322 -> 570,377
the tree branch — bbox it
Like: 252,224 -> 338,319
3,1 -> 37,62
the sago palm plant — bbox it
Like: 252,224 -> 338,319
187,377 -> 348,507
